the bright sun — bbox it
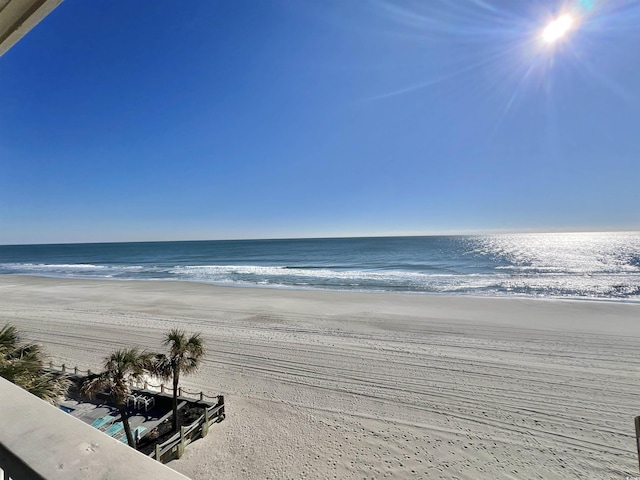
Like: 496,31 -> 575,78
542,14 -> 575,43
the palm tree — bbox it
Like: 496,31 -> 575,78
82,348 -> 152,448
153,329 -> 205,431
0,323 -> 70,403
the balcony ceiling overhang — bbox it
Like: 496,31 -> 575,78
0,0 -> 62,57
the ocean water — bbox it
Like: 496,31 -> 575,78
0,232 -> 639,300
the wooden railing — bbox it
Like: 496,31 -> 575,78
47,361 -> 219,403
149,398 -> 225,464
45,360 -> 225,464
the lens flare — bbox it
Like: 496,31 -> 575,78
542,14 -> 575,43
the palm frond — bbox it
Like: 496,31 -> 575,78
186,334 -> 205,356
0,324 -> 19,354
84,347 -> 155,406
0,323 -> 70,403
164,328 -> 186,352
24,372 -> 71,404
163,330 -> 206,378
81,373 -> 111,399
148,353 -> 173,381
179,357 -> 201,375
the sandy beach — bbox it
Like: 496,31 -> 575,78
1,275 -> 639,479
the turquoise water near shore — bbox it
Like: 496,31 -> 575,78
1,233 -> 639,300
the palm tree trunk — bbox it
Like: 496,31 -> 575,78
119,406 -> 135,448
172,368 -> 180,431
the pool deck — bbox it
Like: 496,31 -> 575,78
59,392 -> 173,445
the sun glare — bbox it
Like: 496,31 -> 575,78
542,14 -> 575,43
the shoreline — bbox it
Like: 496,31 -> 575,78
2,272 -> 639,306
2,275 -> 639,478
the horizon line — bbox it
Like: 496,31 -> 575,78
2,228 -> 639,247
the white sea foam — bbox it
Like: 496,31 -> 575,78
0,263 -> 144,279
1,233 -> 639,299
170,265 -> 442,283
4,263 -> 107,269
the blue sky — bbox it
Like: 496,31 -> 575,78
1,0 -> 639,244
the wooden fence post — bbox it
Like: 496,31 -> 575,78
160,384 -> 165,393
74,366 -> 78,375
177,426 -> 186,458
202,407 -> 210,438
635,416 -> 640,473
61,364 -> 66,373
217,395 -> 225,420
178,387 -> 182,397
199,392 -> 204,401
155,444 -> 162,463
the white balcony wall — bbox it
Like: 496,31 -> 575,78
0,376 -> 191,480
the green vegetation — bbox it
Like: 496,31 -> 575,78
0,323 -> 70,403
82,348 -> 154,448
1,323 -> 207,447
152,329 -> 205,432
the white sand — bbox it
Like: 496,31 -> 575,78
1,275 -> 639,479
